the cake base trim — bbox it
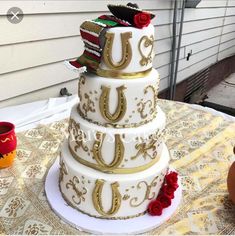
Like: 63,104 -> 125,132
96,68 -> 152,79
68,144 -> 160,174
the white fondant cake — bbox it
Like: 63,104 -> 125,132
59,140 -> 169,219
69,104 -> 165,173
78,69 -> 159,128
59,4 -> 176,221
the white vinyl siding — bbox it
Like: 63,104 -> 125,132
0,0 -> 235,107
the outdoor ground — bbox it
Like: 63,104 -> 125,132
204,73 -> 235,116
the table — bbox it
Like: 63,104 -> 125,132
0,99 -> 235,235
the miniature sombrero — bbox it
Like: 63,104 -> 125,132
108,3 -> 155,28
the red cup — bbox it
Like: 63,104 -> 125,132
0,122 -> 17,168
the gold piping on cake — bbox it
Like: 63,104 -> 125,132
131,139 -> 160,161
103,32 -> 132,70
77,105 -> 158,128
96,68 -> 152,79
93,132 -> 125,169
99,85 -> 127,122
137,84 -> 158,119
130,176 -> 160,207
69,144 -> 160,174
138,35 -> 154,66
59,158 -> 68,182
69,119 -> 88,152
59,182 -> 146,220
66,176 -> 87,205
92,180 -> 122,216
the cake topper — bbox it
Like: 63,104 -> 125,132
108,3 -> 155,28
64,3 -> 155,73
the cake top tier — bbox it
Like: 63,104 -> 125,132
66,3 -> 156,79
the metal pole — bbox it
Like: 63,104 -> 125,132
172,0 -> 186,99
169,0 -> 178,100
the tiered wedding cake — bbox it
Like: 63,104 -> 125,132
59,3 -> 175,220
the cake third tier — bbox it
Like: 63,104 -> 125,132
78,68 -> 159,128
69,104 -> 165,174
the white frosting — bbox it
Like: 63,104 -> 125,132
99,24 -> 155,74
78,69 -> 159,127
59,22 -> 173,220
69,104 -> 166,172
60,140 -> 170,219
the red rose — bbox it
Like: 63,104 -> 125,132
161,185 -> 175,199
147,200 -> 163,216
134,12 -> 151,29
165,171 -> 178,186
157,194 -> 172,208
171,182 -> 179,190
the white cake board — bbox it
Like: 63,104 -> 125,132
45,158 -> 182,235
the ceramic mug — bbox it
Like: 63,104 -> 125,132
0,122 -> 17,168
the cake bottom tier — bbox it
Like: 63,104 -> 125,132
59,140 -> 170,220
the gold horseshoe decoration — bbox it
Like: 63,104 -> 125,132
92,179 -> 122,216
138,35 -> 154,66
103,32 -> 132,70
93,132 -> 124,170
99,85 -> 127,123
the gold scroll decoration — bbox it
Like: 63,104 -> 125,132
59,159 -> 68,182
138,35 -> 154,66
137,84 -> 158,119
103,32 -> 132,70
130,176 -> 159,207
92,179 -> 122,217
93,132 -> 124,170
65,176 -> 87,205
131,139 -> 158,161
68,119 -> 88,152
99,85 -> 127,123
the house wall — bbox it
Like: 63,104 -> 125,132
0,0 -> 235,107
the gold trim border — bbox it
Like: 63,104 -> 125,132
77,105 -> 158,129
59,181 -> 146,220
68,144 -> 160,174
96,68 -> 152,79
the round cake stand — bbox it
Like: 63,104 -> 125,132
45,158 -> 182,235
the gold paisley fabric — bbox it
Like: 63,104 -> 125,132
0,99 -> 235,235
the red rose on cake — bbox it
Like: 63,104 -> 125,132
147,170 -> 179,216
147,200 -> 163,216
161,185 -> 176,199
165,171 -> 178,187
134,12 -> 151,28
157,194 -> 172,208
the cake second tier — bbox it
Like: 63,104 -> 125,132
78,68 -> 159,128
69,104 -> 166,174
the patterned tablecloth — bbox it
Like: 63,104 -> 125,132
0,99 -> 235,235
